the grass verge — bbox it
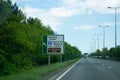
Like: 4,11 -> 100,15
0,58 -> 80,80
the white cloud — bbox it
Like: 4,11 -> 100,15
74,25 -> 96,31
62,0 -> 79,7
49,7 -> 82,17
50,7 -> 71,17
12,0 -> 120,15
62,0 -> 120,14
22,6 -> 62,31
11,0 -> 17,3
22,5 -> 84,31
101,21 -> 120,27
17,0 -> 120,31
80,0 -> 120,13
12,0 -> 38,2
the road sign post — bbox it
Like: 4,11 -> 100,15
43,35 -> 64,65
60,54 -> 62,62
48,54 -> 50,65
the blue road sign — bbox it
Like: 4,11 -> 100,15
48,41 -> 52,46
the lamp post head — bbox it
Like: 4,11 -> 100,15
99,25 -> 102,27
108,7 -> 120,9
99,25 -> 109,27
108,7 -> 111,9
106,25 -> 109,27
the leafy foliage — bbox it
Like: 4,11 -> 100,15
0,0 -> 81,76
63,42 -> 81,61
108,46 -> 120,60
90,46 -> 120,60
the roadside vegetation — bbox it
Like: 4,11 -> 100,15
0,0 -> 82,76
90,46 -> 120,60
0,58 -> 80,80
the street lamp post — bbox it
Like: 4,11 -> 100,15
92,39 -> 96,52
95,33 -> 102,50
108,7 -> 120,47
99,25 -> 109,49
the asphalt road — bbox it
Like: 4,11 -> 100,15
59,58 -> 120,80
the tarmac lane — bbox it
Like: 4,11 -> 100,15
59,58 -> 120,80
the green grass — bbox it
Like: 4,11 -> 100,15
0,58 -> 80,80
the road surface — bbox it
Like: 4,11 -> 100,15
59,58 -> 120,80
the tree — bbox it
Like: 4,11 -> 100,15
115,46 -> 120,59
63,42 -> 81,61
0,0 -> 26,26
0,0 -> 82,76
0,0 -> 12,26
108,47 -> 115,59
102,48 -> 108,58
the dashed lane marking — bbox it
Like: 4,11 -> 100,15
108,66 -> 112,69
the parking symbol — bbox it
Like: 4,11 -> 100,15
48,41 -> 52,46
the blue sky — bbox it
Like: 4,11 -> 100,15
12,0 -> 120,53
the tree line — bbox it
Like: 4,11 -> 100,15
0,0 -> 82,76
90,46 -> 120,60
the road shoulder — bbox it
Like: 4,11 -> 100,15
49,59 -> 81,80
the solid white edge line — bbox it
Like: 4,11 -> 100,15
56,59 -> 81,80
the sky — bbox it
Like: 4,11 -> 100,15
11,0 -> 120,53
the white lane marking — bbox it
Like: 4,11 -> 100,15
56,59 -> 81,80
108,66 -> 112,69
